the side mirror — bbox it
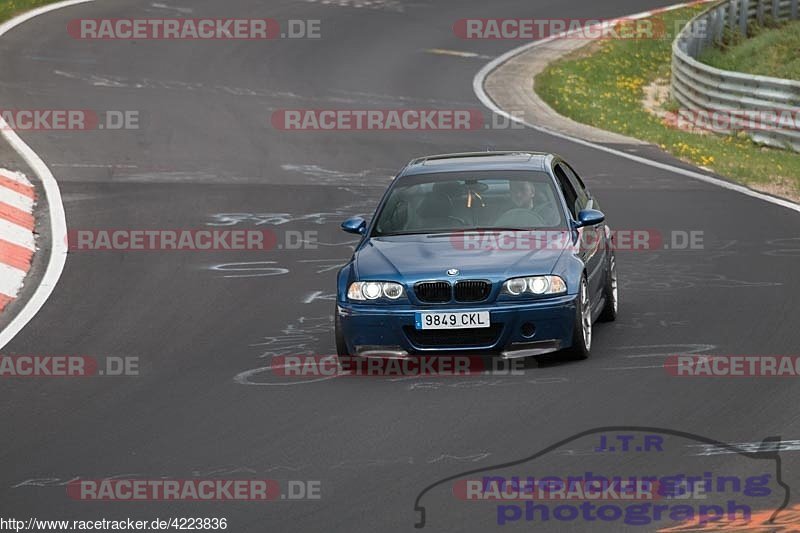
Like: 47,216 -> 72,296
575,209 -> 605,228
341,216 -> 367,235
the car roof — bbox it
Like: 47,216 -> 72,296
398,151 -> 553,177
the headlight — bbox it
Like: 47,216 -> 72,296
347,281 -> 405,301
382,282 -> 403,299
505,278 -> 527,295
529,277 -> 549,294
503,275 -> 566,296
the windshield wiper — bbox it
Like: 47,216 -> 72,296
377,228 -> 539,237
375,229 -> 458,237
423,228 -> 539,238
462,227 -> 536,232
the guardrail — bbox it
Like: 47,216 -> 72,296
671,0 -> 800,151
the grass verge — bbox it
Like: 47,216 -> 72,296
534,5 -> 800,202
699,19 -> 800,80
0,1 -> 65,24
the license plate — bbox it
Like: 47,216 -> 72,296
415,311 -> 490,330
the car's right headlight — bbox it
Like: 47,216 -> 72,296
502,275 -> 566,296
347,281 -> 405,301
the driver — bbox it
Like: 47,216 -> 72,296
496,180 -> 548,227
510,180 -> 536,209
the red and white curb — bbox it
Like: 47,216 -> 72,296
0,169 -> 36,312
0,0 -> 81,350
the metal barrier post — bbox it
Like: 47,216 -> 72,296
739,0 -> 749,35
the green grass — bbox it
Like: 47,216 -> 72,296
535,6 -> 800,200
699,19 -> 800,80
0,0 -> 64,22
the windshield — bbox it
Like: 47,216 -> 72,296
371,171 -> 567,236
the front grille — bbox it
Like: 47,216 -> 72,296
404,324 -> 503,348
415,281 -> 451,303
454,280 -> 491,302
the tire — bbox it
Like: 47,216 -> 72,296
598,252 -> 618,322
334,310 -> 348,356
566,277 -> 592,360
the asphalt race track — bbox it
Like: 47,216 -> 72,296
1,0 -> 799,531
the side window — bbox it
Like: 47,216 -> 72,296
561,163 -> 589,212
553,164 -> 579,219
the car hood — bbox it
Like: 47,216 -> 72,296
355,233 -> 569,281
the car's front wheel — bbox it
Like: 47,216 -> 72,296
598,252 -> 618,322
566,277 -> 592,360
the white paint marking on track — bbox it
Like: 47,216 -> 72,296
472,0 -> 800,215
0,0 -> 89,348
150,2 -> 193,14
233,365 -> 342,386
689,440 -> 800,455
424,48 -> 493,59
604,363 -> 678,370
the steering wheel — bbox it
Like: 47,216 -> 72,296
537,206 -> 560,226
446,215 -> 468,226
495,208 -> 547,228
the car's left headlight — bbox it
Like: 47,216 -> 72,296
502,275 -> 566,296
347,281 -> 405,301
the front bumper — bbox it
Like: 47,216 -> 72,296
337,294 -> 577,357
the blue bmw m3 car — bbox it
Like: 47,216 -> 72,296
335,151 -> 618,361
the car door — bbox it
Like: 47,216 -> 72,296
553,162 -> 605,300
